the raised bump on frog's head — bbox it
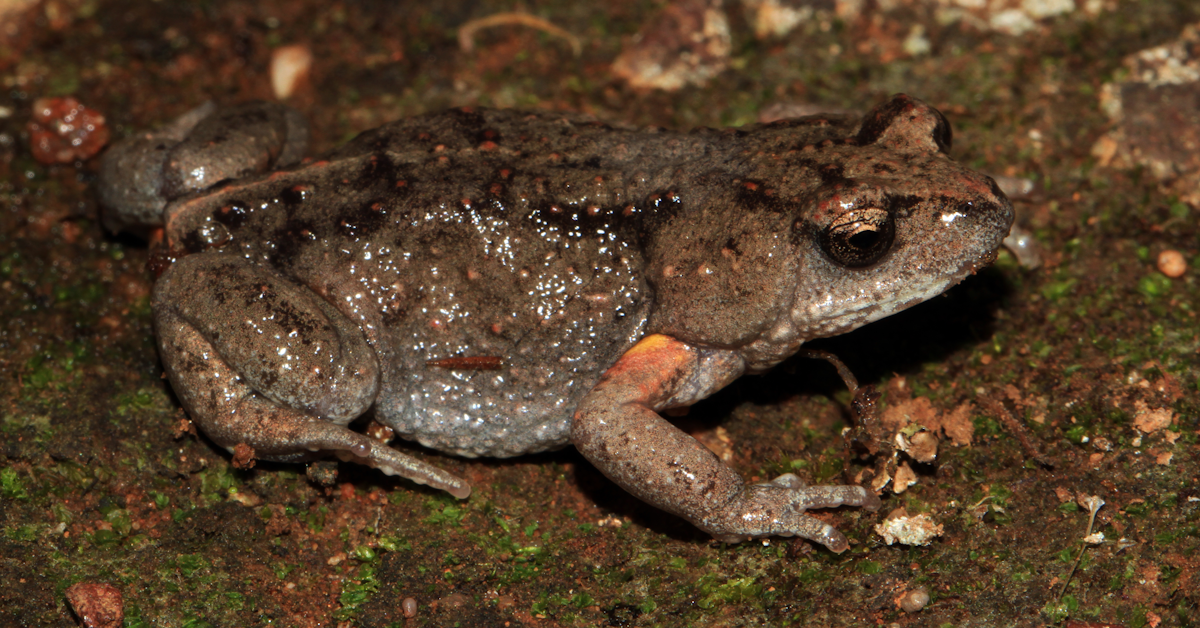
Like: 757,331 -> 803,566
855,93 -> 952,155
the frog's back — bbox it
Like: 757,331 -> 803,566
167,108 -> 692,457
162,106 -> 872,457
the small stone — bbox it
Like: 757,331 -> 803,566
270,45 -> 313,100
1133,401 -> 1175,433
903,430 -> 939,463
65,583 -> 123,628
876,512 -> 944,546
231,443 -> 257,469
742,0 -> 827,39
891,461 -> 918,493
611,0 -> 730,91
306,460 -> 339,486
28,97 -> 110,164
1157,249 -> 1186,278
899,587 -> 930,612
438,592 -> 469,610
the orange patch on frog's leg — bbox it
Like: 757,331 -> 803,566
591,333 -> 694,399
573,333 -> 879,552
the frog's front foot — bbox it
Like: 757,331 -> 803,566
698,473 -> 881,552
573,334 -> 879,553
154,251 -> 471,499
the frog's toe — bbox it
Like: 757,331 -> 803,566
234,414 -> 471,499
698,481 -> 879,553
333,438 -> 472,499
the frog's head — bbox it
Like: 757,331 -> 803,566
785,94 -> 1014,339
644,95 -> 1012,365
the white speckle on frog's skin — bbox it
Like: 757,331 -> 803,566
97,95 -> 1011,551
940,211 -> 965,225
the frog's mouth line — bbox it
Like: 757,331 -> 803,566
793,280 -> 954,340
792,247 -> 994,340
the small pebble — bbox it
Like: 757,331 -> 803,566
1002,225 -> 1043,269
1157,249 -> 1186,278
899,587 -> 930,612
270,44 -> 313,100
28,97 -> 110,163
402,597 -> 418,618
610,0 -> 730,91
65,582 -> 123,628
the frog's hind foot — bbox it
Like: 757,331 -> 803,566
202,387 -> 472,498
226,406 -> 471,499
701,474 -> 881,553
331,437 -> 472,499
98,101 -> 308,234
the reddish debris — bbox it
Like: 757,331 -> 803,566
232,442 -> 257,469
425,355 -> 504,370
65,582 -> 123,628
28,97 -> 111,164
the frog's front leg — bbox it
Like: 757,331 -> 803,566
572,335 -> 880,552
154,252 -> 470,498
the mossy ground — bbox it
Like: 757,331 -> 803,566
1,1 -> 1198,626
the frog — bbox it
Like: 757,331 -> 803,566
96,95 -> 1013,553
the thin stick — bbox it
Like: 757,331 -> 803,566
1057,495 -> 1105,600
459,13 -> 583,57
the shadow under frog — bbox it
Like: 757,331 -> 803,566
97,95 -> 1012,553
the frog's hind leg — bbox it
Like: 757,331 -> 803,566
154,252 -> 471,499
572,334 -> 879,552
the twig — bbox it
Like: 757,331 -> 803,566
1057,495 -> 1105,600
800,349 -> 884,455
978,396 -> 1052,467
459,12 -> 583,57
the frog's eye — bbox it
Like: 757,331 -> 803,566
819,207 -> 894,268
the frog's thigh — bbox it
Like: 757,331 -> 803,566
155,252 -> 380,421
572,334 -> 881,553
154,253 -> 470,498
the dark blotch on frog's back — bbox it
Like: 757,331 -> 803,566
268,216 -> 319,263
279,184 -> 313,207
